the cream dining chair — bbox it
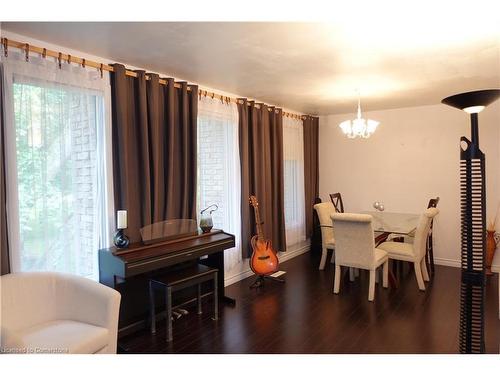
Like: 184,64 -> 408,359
331,213 -> 389,302
313,202 -> 336,270
377,207 -> 439,291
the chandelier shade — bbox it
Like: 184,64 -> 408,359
339,96 -> 379,139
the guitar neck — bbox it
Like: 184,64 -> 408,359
252,204 -> 264,240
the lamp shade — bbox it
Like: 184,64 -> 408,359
441,89 -> 500,112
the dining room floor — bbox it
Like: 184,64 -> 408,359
118,252 -> 500,354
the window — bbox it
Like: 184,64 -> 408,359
283,116 -> 306,247
197,96 -> 242,271
3,53 -> 113,279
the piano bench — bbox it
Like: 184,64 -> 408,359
148,264 -> 218,342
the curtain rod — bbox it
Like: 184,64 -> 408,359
1,37 -> 311,121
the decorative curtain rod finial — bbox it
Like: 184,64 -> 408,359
2,38 -> 8,58
24,43 -> 29,62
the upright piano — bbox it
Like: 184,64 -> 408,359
98,229 -> 236,336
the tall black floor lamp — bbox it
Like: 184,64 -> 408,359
442,89 -> 500,353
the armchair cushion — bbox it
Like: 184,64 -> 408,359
15,320 -> 109,354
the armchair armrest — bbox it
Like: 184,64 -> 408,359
57,274 -> 119,327
56,274 -> 121,353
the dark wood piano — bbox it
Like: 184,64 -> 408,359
98,229 -> 235,336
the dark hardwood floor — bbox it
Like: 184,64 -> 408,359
119,252 -> 500,354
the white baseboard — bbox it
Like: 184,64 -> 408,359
434,257 -> 461,268
224,251 -> 499,286
224,242 -> 310,287
434,257 -> 500,274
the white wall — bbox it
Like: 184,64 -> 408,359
319,101 -> 500,269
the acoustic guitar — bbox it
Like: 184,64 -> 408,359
249,195 -> 279,276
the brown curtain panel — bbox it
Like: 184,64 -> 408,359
238,100 -> 286,258
1,62 -> 10,275
303,115 -> 319,238
111,64 -> 198,243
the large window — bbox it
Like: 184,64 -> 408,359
283,116 -> 306,247
197,96 -> 242,271
3,54 -> 113,279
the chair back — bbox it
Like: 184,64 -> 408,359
331,213 -> 376,268
0,272 -> 60,331
329,192 -> 344,213
428,197 -> 440,208
413,207 -> 440,258
313,202 -> 336,246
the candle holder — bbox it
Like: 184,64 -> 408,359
114,210 -> 129,248
114,229 -> 130,249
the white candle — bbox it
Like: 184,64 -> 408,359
117,210 -> 127,229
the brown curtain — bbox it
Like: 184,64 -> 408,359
303,115 -> 319,238
1,62 -> 10,275
111,64 -> 198,243
238,100 -> 286,258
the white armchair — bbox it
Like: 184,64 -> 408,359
313,202 -> 336,270
377,207 -> 439,291
0,272 -> 121,354
331,213 -> 389,301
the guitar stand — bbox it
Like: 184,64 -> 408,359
250,274 -> 285,289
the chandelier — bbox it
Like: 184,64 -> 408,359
339,96 -> 379,139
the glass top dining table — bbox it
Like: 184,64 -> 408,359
359,211 -> 420,235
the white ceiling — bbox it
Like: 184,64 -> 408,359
2,21 -> 499,115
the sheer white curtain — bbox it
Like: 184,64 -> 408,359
2,51 -> 114,279
197,96 -> 242,272
283,116 -> 306,247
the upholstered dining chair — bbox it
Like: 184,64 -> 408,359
377,207 -> 440,291
0,272 -> 121,354
331,213 -> 389,302
313,202 -> 336,270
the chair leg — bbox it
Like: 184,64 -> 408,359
425,250 -> 430,276
149,281 -> 156,334
213,273 -> 218,321
429,237 -> 435,275
197,284 -> 202,315
319,248 -> 328,270
414,261 -> 426,291
368,269 -> 376,302
421,258 -> 430,282
333,264 -> 341,294
349,267 -> 355,282
166,287 -> 173,342
383,260 -> 388,288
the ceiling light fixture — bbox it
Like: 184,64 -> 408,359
339,93 -> 379,139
